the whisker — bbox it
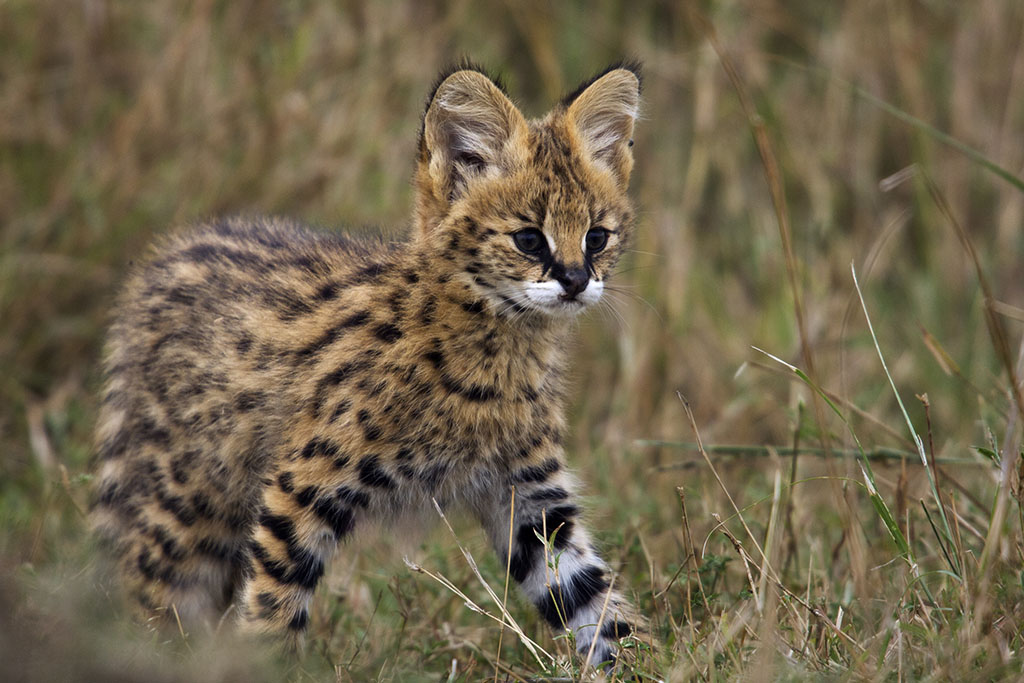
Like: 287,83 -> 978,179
596,296 -> 628,331
610,264 -> 656,277
604,285 -> 664,323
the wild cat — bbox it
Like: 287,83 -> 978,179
90,62 -> 645,666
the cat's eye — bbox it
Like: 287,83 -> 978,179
513,228 -> 546,254
585,228 -> 609,253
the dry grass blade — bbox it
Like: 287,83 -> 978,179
408,499 -> 555,670
922,174 -> 1024,427
581,573 -> 616,675
678,392 -> 772,575
494,487 -> 517,681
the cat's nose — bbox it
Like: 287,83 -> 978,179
556,267 -> 589,299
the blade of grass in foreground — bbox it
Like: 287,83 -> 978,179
751,346 -> 914,565
851,263 -> 960,579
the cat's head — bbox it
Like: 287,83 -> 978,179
413,62 -> 640,318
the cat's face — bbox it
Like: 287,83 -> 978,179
414,65 -> 640,318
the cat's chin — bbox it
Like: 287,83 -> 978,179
535,298 -> 591,318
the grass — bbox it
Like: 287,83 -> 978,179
3,0 -> 1024,680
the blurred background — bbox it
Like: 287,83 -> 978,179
2,0 -> 1023,680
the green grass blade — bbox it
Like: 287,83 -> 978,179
752,347 -> 914,562
851,263 -> 960,580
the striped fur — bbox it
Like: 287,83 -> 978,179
91,63 -> 645,665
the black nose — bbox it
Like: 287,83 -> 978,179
556,267 -> 589,299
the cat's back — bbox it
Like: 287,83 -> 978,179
90,215 -> 398,619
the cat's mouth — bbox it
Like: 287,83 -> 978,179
516,280 -> 603,316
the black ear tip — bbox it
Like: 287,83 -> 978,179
613,58 -> 644,86
418,59 -> 507,155
425,59 -> 508,106
561,59 -> 644,106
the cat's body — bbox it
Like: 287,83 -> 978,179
91,63 -> 643,665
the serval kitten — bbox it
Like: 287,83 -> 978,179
91,63 -> 644,666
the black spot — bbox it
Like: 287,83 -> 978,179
357,455 -> 396,490
300,437 -> 341,460
372,322 -> 403,344
498,295 -> 529,316
347,262 -> 391,285
234,390 -> 266,412
97,430 -> 130,461
166,286 -> 197,306
256,591 -> 280,619
278,471 -> 295,493
259,511 -> 300,550
508,504 -> 579,583
418,296 -> 437,325
93,481 -> 121,509
170,449 -> 200,485
313,280 -> 340,302
250,541 -> 324,590
509,527 -> 541,584
461,299 -> 486,315
543,505 -> 579,549
296,310 -> 372,361
536,564 -> 609,627
417,462 -> 451,492
439,373 -> 501,402
149,524 -> 187,561
402,269 -> 419,284
481,330 -> 498,357
527,486 -> 570,504
395,448 -> 414,461
189,491 -> 216,520
311,496 -> 355,539
136,417 -> 172,447
136,547 -> 186,587
269,289 -> 315,320
313,358 -> 374,416
361,379 -> 387,397
423,348 -> 444,369
356,409 -> 383,441
511,458 -> 560,485
195,536 -> 238,562
181,244 -> 268,272
600,620 -> 635,640
335,485 -> 370,509
154,486 -> 197,527
386,290 -> 408,315
329,398 -> 352,421
287,609 -> 309,631
295,486 -> 318,508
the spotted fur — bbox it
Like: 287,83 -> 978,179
91,63 -> 645,665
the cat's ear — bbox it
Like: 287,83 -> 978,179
419,67 -> 528,204
565,64 -> 641,186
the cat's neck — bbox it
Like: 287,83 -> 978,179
406,242 -> 571,384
